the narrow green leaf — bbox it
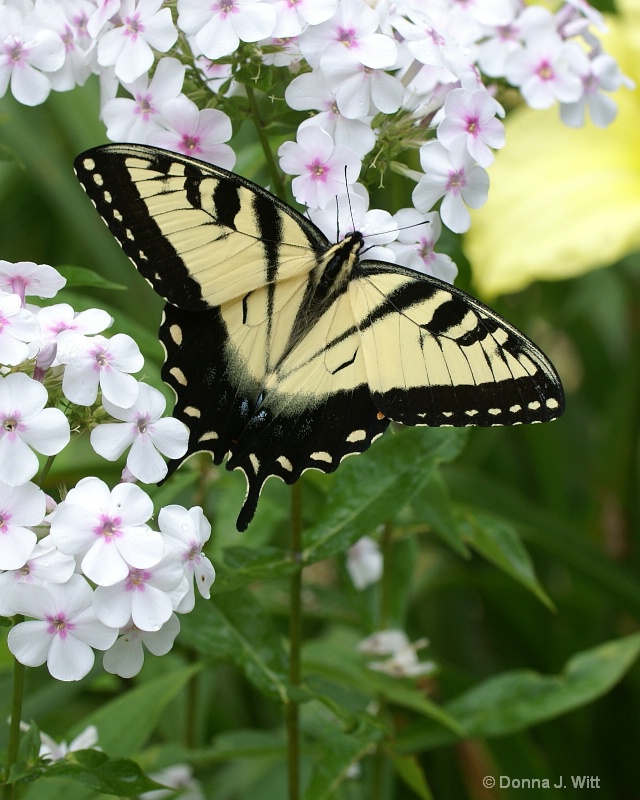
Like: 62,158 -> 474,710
304,427 -> 467,563
72,664 -> 200,757
180,589 -> 290,702
213,545 -> 295,593
397,632 -> 640,751
55,264 -> 127,291
390,754 -> 433,800
460,511 -> 553,608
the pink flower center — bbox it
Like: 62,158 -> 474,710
536,60 -> 555,82
124,14 -> 144,38
497,24 -> 517,43
61,25 -> 75,52
127,567 -> 151,590
92,346 -> 111,369
46,614 -> 75,639
180,135 -> 200,153
308,159 -> 329,181
9,276 -> 27,302
336,27 -> 357,48
217,0 -> 236,16
6,39 -> 25,64
446,169 -> 466,195
135,92 -> 155,117
2,415 -> 20,436
465,116 -> 479,136
95,515 -> 122,542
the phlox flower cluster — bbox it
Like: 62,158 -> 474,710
0,259 -> 215,681
1,0 -> 629,283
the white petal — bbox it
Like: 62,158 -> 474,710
90,422 -> 137,460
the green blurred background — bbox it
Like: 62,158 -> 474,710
1,62 -> 640,798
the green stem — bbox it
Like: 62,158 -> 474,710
287,482 -> 303,800
35,454 -> 56,487
3,640 -> 26,800
245,83 -> 286,201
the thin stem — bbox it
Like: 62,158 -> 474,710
3,640 -> 26,800
245,83 -> 287,201
35,454 -> 56,487
287,482 -> 303,800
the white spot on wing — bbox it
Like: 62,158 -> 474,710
277,455 -> 293,472
198,431 -> 218,442
184,406 -> 201,418
346,429 -> 366,443
249,453 -> 260,473
310,451 -> 332,463
170,367 -> 187,385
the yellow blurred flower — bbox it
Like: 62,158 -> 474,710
464,9 -> 640,298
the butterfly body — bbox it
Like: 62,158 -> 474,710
75,144 -> 564,531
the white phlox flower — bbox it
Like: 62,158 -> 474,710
90,382 -> 189,483
0,4 -> 66,106
0,292 -> 40,366
278,124 -> 361,209
299,0 -> 397,71
346,535 -> 382,590
34,0 -> 96,91
146,93 -> 236,169
39,724 -> 100,762
56,331 -> 144,407
48,477 -> 163,586
34,303 -> 112,364
0,539 -> 77,616
358,629 -> 435,678
97,0 -> 178,84
436,87 -> 505,167
102,55 -> 186,142
92,546 -> 188,632
158,504 -> 215,612
413,140 -> 489,234
0,259 -> 65,302
0,480 -> 45,571
103,613 -> 180,678
560,53 -> 632,128
7,574 -> 119,681
389,208 -> 457,284
177,0 -> 276,61
270,0 -> 337,39
0,372 -> 70,487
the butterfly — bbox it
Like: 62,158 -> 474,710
74,144 -> 564,531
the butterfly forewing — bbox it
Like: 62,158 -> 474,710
74,145 -> 329,309
74,144 -> 564,531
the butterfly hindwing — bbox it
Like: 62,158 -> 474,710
75,144 -> 564,531
351,263 -> 563,427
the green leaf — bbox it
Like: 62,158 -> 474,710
15,751 -> 161,796
55,264 -> 127,291
213,545 -> 295,593
73,664 -> 200,757
302,710 -> 383,800
303,427 -> 467,563
390,754 -> 433,800
459,510 -> 553,608
180,589 -> 290,702
397,632 -> 640,751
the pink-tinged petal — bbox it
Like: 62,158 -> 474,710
107,333 -> 144,370
100,368 -> 140,408
0,436 -> 39,486
1,481 -> 46,525
142,8 -> 178,51
49,504 -> 99,553
48,574 -> 94,617
351,33 -> 397,69
3,305 -> 40,340
440,192 -> 471,234
231,3 -> 276,42
93,584 -> 132,629
0,525 -> 36,570
72,606 -> 119,649
194,107 -> 232,144
115,37 -> 154,83
5,372 -> 47,417
82,540 -> 130,586
297,123 -> 335,162
127,435 -> 168,483
47,633 -> 95,681
116,525 -> 164,568
20,407 -> 70,455
62,364 -> 100,405
143,614 -> 180,655
149,57 -> 185,101
149,417 -> 189,458
195,16 -> 239,60
8,620 -> 51,666
26,29 -> 66,72
91,422 -> 138,460
111,482 -> 154,525
131,585 -> 173,631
